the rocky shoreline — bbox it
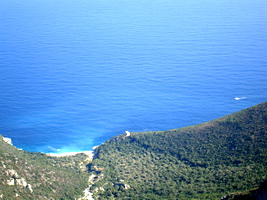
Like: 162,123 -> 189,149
2,135 -> 97,199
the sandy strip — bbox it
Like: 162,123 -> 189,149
47,151 -> 94,159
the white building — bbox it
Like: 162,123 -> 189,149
125,131 -> 131,137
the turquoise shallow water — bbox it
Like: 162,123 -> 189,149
0,0 -> 267,153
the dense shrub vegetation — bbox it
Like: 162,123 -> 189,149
1,102 -> 267,199
222,180 -> 267,200
0,137 -> 88,200
90,102 -> 267,199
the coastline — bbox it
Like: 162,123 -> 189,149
46,150 -> 96,200
46,151 -> 94,159
2,135 -> 96,199
2,135 -> 95,159
3,136 -> 13,145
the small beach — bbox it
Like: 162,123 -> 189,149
47,151 -> 94,159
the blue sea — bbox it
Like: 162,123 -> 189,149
0,0 -> 267,153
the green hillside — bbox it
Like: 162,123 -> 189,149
89,102 -> 267,199
0,137 -> 88,200
1,102 -> 267,199
222,180 -> 267,200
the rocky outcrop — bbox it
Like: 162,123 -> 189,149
6,178 -> 15,186
3,137 -> 12,145
16,178 -> 27,187
26,184 -> 33,193
0,135 -> 88,199
5,169 -> 19,179
114,180 -> 130,190
4,169 -> 33,192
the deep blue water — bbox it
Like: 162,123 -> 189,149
0,0 -> 267,153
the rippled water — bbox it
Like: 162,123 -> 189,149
0,0 -> 267,153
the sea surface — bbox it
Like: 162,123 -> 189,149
0,0 -> 267,153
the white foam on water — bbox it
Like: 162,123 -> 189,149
234,97 -> 247,101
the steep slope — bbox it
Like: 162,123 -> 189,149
0,137 -> 88,200
90,102 -> 267,199
222,181 -> 267,200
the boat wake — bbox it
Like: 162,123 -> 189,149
234,97 -> 247,101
